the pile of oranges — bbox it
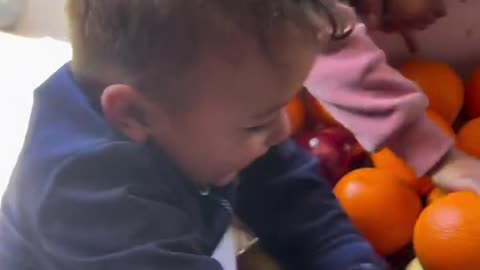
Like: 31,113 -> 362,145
334,168 -> 480,270
286,60 -> 480,270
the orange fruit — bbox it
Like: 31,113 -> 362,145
371,110 -> 454,196
456,117 -> 480,159
426,187 -> 448,205
400,60 -> 464,124
371,148 -> 417,185
414,192 -> 480,270
371,148 -> 435,196
285,95 -> 306,135
464,68 -> 480,119
334,168 -> 422,256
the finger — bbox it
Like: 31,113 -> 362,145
354,0 -> 384,28
413,13 -> 436,30
453,179 -> 480,195
354,0 -> 384,17
421,13 -> 437,25
434,179 -> 463,193
431,0 -> 447,18
415,24 -> 429,31
400,30 -> 419,53
472,184 -> 480,196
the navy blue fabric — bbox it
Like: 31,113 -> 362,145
0,64 -> 386,269
236,141 -> 387,269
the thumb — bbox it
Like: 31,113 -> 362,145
400,30 -> 419,53
437,177 -> 480,196
431,0 -> 447,18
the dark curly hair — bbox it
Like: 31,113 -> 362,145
66,0 -> 354,100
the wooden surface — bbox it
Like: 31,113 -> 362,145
237,243 -> 282,270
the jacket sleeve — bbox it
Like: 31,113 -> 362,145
236,140 -> 387,270
35,143 -> 223,270
304,23 -> 454,177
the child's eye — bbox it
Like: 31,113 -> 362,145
245,111 -> 281,134
245,124 -> 269,134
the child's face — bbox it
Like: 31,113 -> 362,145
140,27 -> 319,187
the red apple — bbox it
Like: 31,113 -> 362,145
293,126 -> 369,186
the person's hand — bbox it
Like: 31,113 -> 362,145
351,0 -> 447,52
352,0 -> 446,30
385,0 -> 446,31
430,148 -> 480,195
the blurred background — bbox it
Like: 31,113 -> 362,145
0,0 -> 479,198
0,0 -> 70,197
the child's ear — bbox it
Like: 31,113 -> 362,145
101,84 -> 152,144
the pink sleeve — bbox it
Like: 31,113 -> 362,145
304,24 -> 454,177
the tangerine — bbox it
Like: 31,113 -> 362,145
400,60 -> 464,124
285,95 -> 306,135
426,187 -> 448,206
334,168 -> 422,256
464,68 -> 480,119
371,110 -> 454,196
456,117 -> 480,159
414,192 -> 480,270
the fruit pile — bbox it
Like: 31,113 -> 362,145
286,88 -> 370,186
286,60 -> 480,270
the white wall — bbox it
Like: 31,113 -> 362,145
0,33 -> 71,196
14,0 -> 68,39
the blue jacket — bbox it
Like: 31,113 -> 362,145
0,64 -> 386,270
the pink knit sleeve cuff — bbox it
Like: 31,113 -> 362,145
385,116 -> 455,177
